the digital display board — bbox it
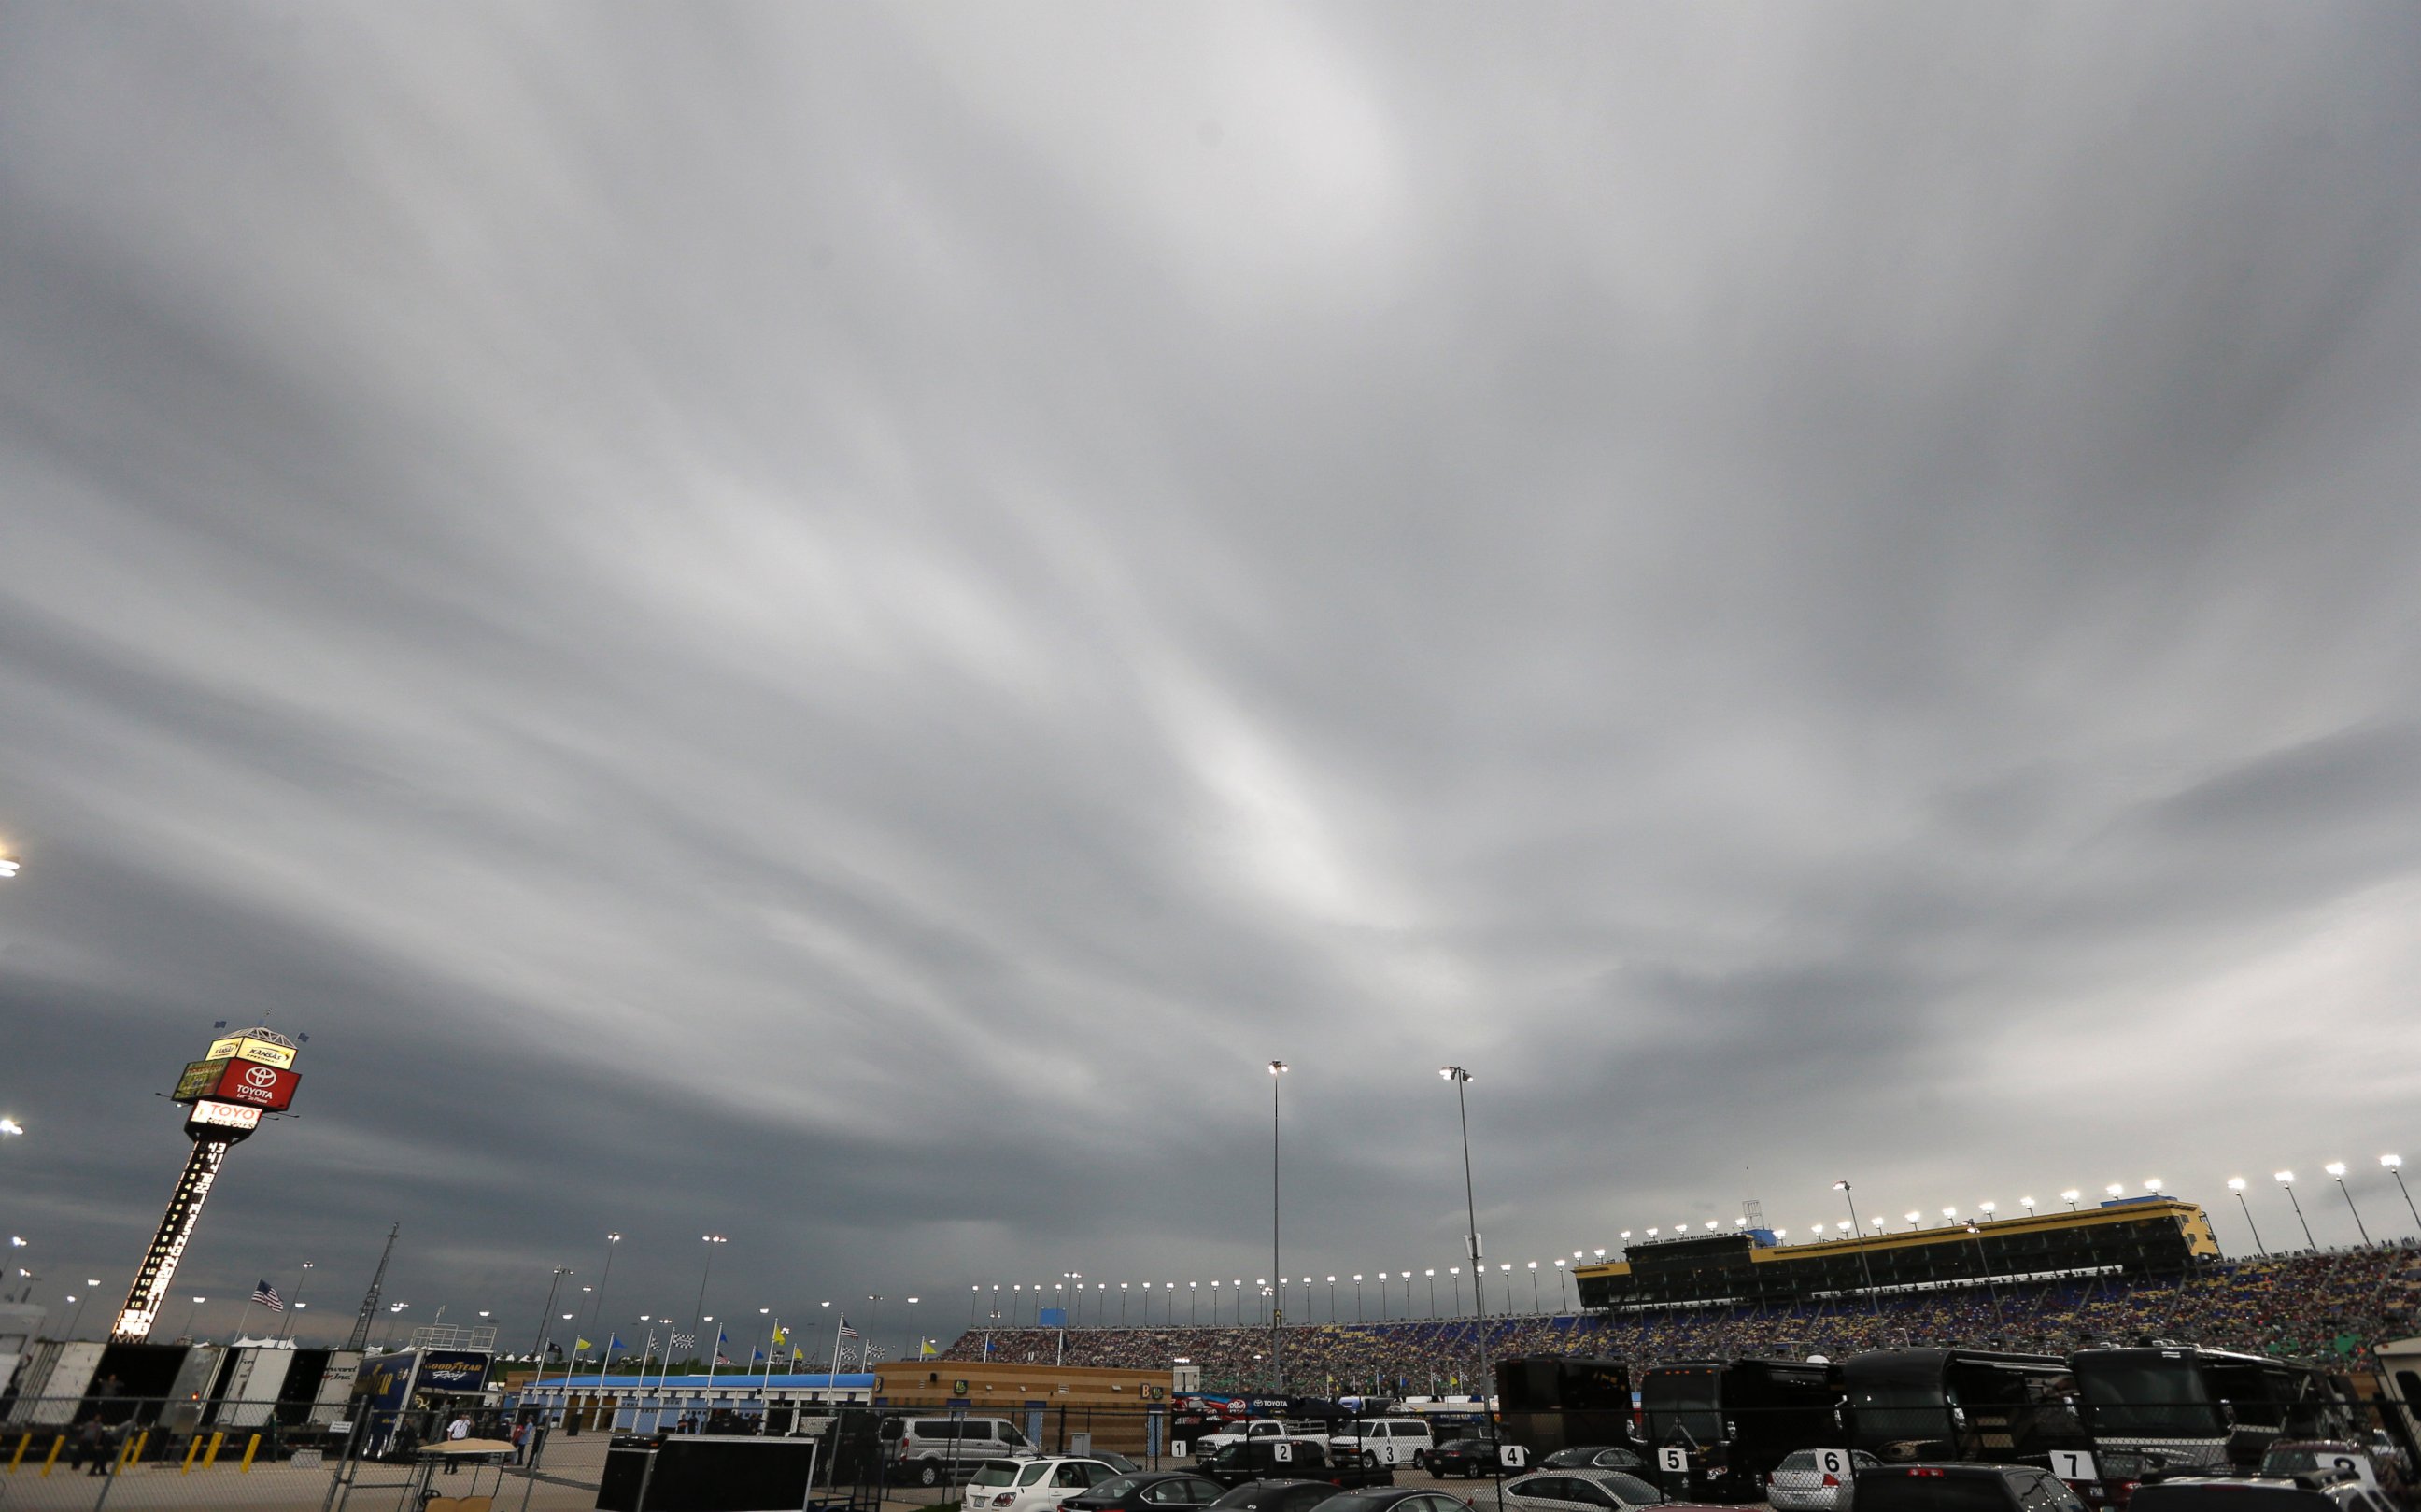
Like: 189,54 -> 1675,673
173,1059 -> 228,1101
208,1059 -> 300,1112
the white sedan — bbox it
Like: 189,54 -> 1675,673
965,1459 -> 1122,1512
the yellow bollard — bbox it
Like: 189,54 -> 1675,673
8,1431 -> 28,1472
181,1434 -> 203,1474
39,1434 -> 66,1477
239,1434 -> 261,1472
205,1431 -> 226,1467
125,1429 -> 149,1468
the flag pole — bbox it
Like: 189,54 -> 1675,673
759,1319 -> 779,1431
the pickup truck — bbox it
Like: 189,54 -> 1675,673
1196,1421 -> 1331,1454
1196,1438 -> 1395,1491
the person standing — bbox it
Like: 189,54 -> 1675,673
444,1411 -> 471,1474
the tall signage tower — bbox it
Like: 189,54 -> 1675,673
112,1026 -> 303,1342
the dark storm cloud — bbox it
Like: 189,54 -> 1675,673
4,2 -> 2421,1344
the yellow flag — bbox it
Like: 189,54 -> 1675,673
920,1339 -> 937,1358
577,1338 -> 592,1351
772,1326 -> 788,1347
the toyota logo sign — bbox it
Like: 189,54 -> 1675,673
243,1064 -> 278,1090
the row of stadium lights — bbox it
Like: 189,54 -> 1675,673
1690,1160 -> 2415,1254
969,1262 -> 1591,1324
968,1156 -> 2421,1330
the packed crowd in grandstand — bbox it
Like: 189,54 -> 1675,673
937,1243 -> 2421,1394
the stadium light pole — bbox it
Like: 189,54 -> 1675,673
2385,1156 -> 2419,1230
2020,1196 -> 2036,1217
1833,1181 -> 1879,1313
1448,1267 -> 1461,1319
2227,1179 -> 2268,1257
2276,1173 -> 2316,1250
2061,1190 -> 2081,1211
1440,1066 -> 1491,1403
1268,1059 -> 1287,1394
1553,1259 -> 1570,1313
2325,1163 -> 2372,1245
1353,1274 -> 1364,1321
687,1236 -> 724,1371
1526,1262 -> 1541,1313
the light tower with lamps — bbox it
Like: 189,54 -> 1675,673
1267,1059 -> 1288,1394
1439,1067 -> 1491,1397
2385,1156 -> 2419,1230
2061,1190 -> 2081,1211
2276,1173 -> 2316,1250
2324,1164 -> 2371,1245
115,1026 -> 304,1341
2227,1179 -> 2268,1256
1833,1180 -> 1879,1312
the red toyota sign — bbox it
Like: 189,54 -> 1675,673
210,1059 -> 299,1112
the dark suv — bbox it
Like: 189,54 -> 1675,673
2131,1477 -> 2400,1512
1856,1463 -> 2089,1512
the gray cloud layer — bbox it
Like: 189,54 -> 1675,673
4,3 -> 2420,1349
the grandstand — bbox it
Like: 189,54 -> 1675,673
1571,1198 -> 2220,1310
936,1244 -> 2420,1396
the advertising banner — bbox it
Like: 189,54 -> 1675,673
186,1100 -> 264,1132
208,1035 -> 298,1069
209,1060 -> 300,1111
418,1349 -> 491,1392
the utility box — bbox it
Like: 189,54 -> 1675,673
597,1433 -> 823,1512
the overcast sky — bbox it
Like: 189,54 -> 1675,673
5,2 -> 2421,1356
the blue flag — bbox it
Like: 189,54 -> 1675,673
608,1335 -> 622,1351
753,1349 -> 765,1362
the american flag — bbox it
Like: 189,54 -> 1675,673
838,1317 -> 858,1339
251,1280 -> 284,1313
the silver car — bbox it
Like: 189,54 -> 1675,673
1498,1467 -> 1667,1512
1767,1449 -> 1880,1512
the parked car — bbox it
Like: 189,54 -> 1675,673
1542,1448 -> 1648,1474
2260,1442 -> 2405,1505
1200,1438 -> 1392,1491
1857,1464 -> 2088,1512
1203,1422 -> 1334,1454
1095,1455 -> 1146,1475
964,1458 -> 1122,1512
887,1417 -> 1040,1484
1063,1471 -> 1230,1512
1427,1440 -> 1503,1479
1498,1467 -> 1667,1511
1310,1490 -> 1484,1512
1769,1450 -> 1884,1512
2131,1477 -> 2397,1512
1209,1480 -> 1356,1512
1331,1420 -> 1438,1469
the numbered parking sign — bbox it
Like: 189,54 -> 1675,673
1500,1445 -> 1530,1471
2050,1451 -> 2098,1482
1272,1442 -> 1294,1463
2319,1452 -> 2377,1490
1815,1449 -> 1852,1479
1169,1441 -> 1190,1459
1658,1447 -> 1690,1474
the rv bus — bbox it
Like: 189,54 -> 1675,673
2067,1346 -> 2359,1503
1844,1349 -> 2089,1466
1640,1358 -> 1843,1502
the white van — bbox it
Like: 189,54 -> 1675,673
1328,1418 -> 1437,1468
884,1416 -> 1039,1485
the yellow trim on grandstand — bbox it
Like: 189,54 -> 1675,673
1572,1198 -> 2217,1286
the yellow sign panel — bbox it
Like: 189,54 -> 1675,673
206,1036 -> 296,1070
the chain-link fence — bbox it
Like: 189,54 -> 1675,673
0,1396 -> 604,1512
